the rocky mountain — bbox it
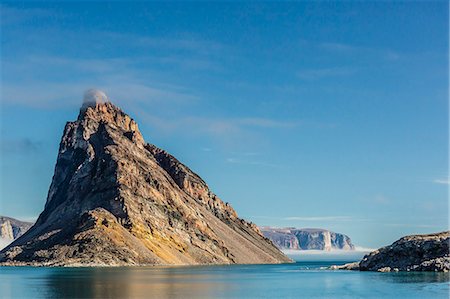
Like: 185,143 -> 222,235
0,90 -> 290,266
333,231 -> 450,272
0,216 -> 33,240
261,227 -> 355,251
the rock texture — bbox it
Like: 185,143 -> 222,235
0,216 -> 33,240
261,227 -> 354,251
0,94 -> 291,266
335,231 -> 450,272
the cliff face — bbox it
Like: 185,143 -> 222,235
358,231 -> 450,272
0,95 -> 290,266
261,227 -> 355,251
0,216 -> 33,240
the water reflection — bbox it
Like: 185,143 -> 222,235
2,263 -> 449,299
42,266 -> 236,299
371,271 -> 450,284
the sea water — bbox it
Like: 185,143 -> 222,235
1,261 -> 448,298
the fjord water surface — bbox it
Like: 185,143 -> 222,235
1,262 -> 448,299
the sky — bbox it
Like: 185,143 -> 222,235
0,1 -> 448,249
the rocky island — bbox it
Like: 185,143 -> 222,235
0,90 -> 291,266
333,231 -> 450,272
261,227 -> 354,251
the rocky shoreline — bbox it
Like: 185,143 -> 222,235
331,231 -> 450,272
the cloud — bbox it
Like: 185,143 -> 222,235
105,82 -> 199,106
139,113 -> 299,138
359,194 -> 391,206
1,138 -> 42,155
372,195 -> 390,205
318,41 -> 401,61
225,157 -> 281,168
230,151 -> 260,156
24,52 -> 222,75
1,26 -> 229,108
283,247 -> 374,255
23,55 -> 133,74
133,35 -> 228,56
1,5 -> 52,26
237,117 -> 298,128
433,178 -> 450,185
283,248 -> 374,262
250,215 -> 357,222
299,39 -> 402,63
297,67 -> 357,80
319,42 -> 358,53
1,73 -> 198,110
253,215 -> 446,228
5,27 -> 229,73
283,216 -> 354,222
133,112 -> 301,149
382,223 -> 445,229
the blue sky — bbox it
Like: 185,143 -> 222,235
0,1 -> 448,248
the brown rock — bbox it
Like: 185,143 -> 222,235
0,95 -> 291,266
359,231 -> 450,272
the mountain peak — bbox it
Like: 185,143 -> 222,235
76,91 -> 144,146
0,93 -> 290,266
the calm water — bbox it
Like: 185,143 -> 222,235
1,261 -> 449,299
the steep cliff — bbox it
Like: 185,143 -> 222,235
0,91 -> 290,266
261,227 -> 355,251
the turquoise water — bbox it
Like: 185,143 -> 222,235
1,261 -> 448,299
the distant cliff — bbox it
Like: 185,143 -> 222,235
0,216 -> 33,240
261,227 -> 355,251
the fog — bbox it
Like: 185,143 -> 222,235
284,248 -> 374,262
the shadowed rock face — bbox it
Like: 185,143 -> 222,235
261,227 -> 354,251
358,231 -> 450,272
0,99 -> 290,266
334,231 -> 450,272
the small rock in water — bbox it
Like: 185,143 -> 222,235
329,262 -> 360,270
377,267 -> 391,272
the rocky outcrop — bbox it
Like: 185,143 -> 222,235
334,231 -> 450,272
0,91 -> 291,266
261,227 -> 354,251
0,216 -> 33,240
